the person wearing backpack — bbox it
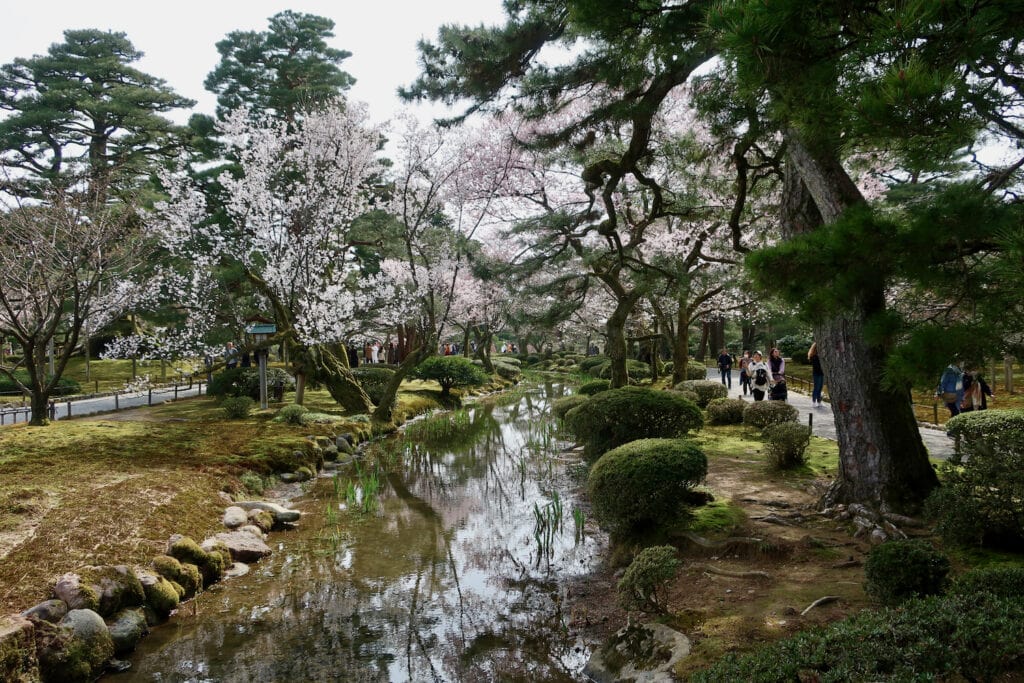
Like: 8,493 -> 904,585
717,347 -> 733,388
935,362 -> 964,417
747,351 -> 770,401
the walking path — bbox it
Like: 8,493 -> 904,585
0,382 -> 204,426
705,369 -> 955,460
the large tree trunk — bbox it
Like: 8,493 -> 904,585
783,134 -> 937,512
605,292 -> 640,388
741,322 -> 757,352
696,321 -> 710,361
473,328 -> 495,373
372,342 -> 431,423
672,298 -> 690,385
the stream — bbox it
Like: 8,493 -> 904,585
113,381 -> 602,682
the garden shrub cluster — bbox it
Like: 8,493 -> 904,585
411,356 -> 489,396
775,333 -> 813,364
551,394 -> 588,420
596,358 -> 652,381
587,438 -> 707,535
742,400 -> 798,429
276,403 -> 309,425
0,371 -> 80,397
578,356 -> 608,375
950,566 -> 1024,599
864,539 -> 950,606
705,398 -> 746,425
490,357 -> 522,380
208,367 -> 293,400
762,422 -> 811,469
352,366 -> 395,404
221,396 -> 255,419
925,410 -> 1024,549
577,379 -> 611,395
617,545 -> 681,613
564,387 -> 703,461
684,363 -> 707,380
673,379 -> 728,407
691,591 -> 1024,682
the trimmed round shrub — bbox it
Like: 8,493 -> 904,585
673,380 -> 728,408
579,356 -> 608,374
950,567 -> 1024,599
864,539 -> 950,606
564,386 -> 704,461
577,379 -> 611,396
743,400 -> 799,429
597,358 -> 652,381
490,359 -> 522,380
706,398 -> 747,425
221,396 -> 255,419
276,403 -> 309,425
209,367 -> 294,400
673,389 -> 700,405
525,354 -> 543,366
411,356 -> 490,396
588,438 -> 708,534
352,366 -> 395,404
776,333 -> 813,364
691,591 -> 1024,683
763,422 -> 811,469
617,545 -> 680,613
685,363 -> 707,380
926,410 -> 1024,548
551,394 -> 589,420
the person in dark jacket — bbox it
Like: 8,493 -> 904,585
808,343 -> 825,406
717,348 -> 733,388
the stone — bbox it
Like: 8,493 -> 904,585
336,435 -> 355,454
204,530 -> 272,563
0,614 -> 38,683
86,566 -> 145,617
22,599 -> 68,624
233,500 -> 301,524
217,491 -> 234,504
583,622 -> 691,683
222,506 -> 248,529
869,528 -> 889,545
223,562 -> 250,579
134,570 -> 179,619
106,608 -> 148,656
52,573 -> 98,612
322,444 -> 339,461
238,524 -> 266,540
37,609 -> 113,683
246,509 -> 274,533
314,435 -> 333,449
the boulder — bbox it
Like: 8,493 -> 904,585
151,556 -> 201,601
222,506 -> 248,529
203,530 -> 271,563
0,615 -> 38,682
336,435 -> 355,454
134,571 -> 179,620
37,609 -> 113,683
106,608 -> 148,656
313,436 -> 333,449
233,501 -> 301,524
322,444 -> 339,461
167,537 -> 228,587
52,573 -> 98,613
22,599 -> 68,624
246,509 -> 274,533
584,622 -> 691,683
223,562 -> 250,579
237,524 -> 266,540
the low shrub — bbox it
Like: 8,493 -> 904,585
564,387 -> 704,461
597,358 -> 652,381
617,545 -> 681,613
578,356 -> 608,374
208,367 -> 294,400
776,333 -> 813,364
276,403 -> 309,425
525,354 -> 543,366
926,410 -> 1024,549
577,379 -> 611,396
411,356 -> 490,396
551,394 -> 588,420
706,398 -> 747,425
490,359 -> 521,380
763,422 -> 811,469
864,539 -> 949,606
691,592 -> 1024,682
352,366 -> 395,404
239,471 -> 268,495
221,396 -> 255,419
673,389 -> 700,405
950,566 -> 1024,599
663,361 -> 674,375
685,363 -> 707,380
673,380 -> 728,408
742,401 -> 799,429
588,438 -> 707,535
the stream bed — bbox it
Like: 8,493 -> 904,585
112,381 -> 602,682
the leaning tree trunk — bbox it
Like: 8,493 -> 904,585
291,344 -> 373,413
783,135 -> 938,512
473,329 -> 495,373
372,342 -> 431,423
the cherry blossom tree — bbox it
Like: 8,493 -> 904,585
0,188 -> 151,424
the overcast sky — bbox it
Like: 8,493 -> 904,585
0,1 -> 507,124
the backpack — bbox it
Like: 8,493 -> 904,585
754,368 -> 769,386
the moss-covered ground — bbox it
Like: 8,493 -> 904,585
0,382 -> 453,613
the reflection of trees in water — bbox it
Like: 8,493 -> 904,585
120,385 -> 591,682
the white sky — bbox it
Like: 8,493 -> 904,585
0,0 -> 508,125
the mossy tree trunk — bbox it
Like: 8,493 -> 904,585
472,328 -> 495,373
782,136 -> 938,512
371,340 -> 432,424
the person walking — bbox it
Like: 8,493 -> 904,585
371,342 -> 380,364
809,343 -> 825,406
717,347 -> 733,388
225,342 -> 239,370
738,350 -> 752,396
936,362 -> 964,418
748,351 -> 770,401
960,368 -> 994,412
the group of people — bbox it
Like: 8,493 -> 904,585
718,343 -> 827,405
937,362 -> 994,417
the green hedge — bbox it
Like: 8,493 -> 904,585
352,366 -> 395,404
564,387 -> 703,461
588,438 -> 707,535
208,367 -> 294,400
551,394 -> 589,420
864,539 -> 950,606
950,567 -> 1024,599
577,379 -> 611,395
673,380 -> 728,407
743,401 -> 799,429
579,356 -> 608,374
763,422 -> 811,469
927,409 -> 1024,548
706,398 -> 747,425
691,592 -> 1024,682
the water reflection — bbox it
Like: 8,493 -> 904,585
114,381 -> 599,682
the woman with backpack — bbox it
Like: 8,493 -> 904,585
747,351 -> 770,401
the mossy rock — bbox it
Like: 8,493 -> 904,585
139,574 -> 179,619
152,556 -> 202,600
167,537 -> 226,587
106,608 -> 148,657
247,509 -> 275,533
35,609 -> 114,683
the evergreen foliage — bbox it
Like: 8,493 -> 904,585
411,356 -> 489,396
617,545 -> 681,613
864,540 -> 950,606
577,379 -> 611,396
672,380 -> 728,408
705,398 -> 747,425
742,401 -> 798,430
551,394 -> 588,420
762,422 -> 811,469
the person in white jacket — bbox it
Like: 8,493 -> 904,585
746,351 -> 770,401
